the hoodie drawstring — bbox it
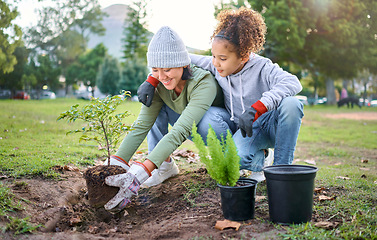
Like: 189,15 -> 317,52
227,77 -> 235,121
240,76 -> 245,114
227,75 -> 245,122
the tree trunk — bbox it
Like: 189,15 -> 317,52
65,84 -> 69,96
325,78 -> 336,105
363,82 -> 368,106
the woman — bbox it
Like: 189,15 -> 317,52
103,26 -> 230,212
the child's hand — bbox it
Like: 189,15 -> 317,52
239,100 -> 268,137
239,107 -> 257,137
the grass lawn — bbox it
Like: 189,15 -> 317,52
0,99 -> 376,239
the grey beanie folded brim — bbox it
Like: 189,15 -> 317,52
147,51 -> 191,68
147,26 -> 191,68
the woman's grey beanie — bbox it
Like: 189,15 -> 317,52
147,26 -> 190,68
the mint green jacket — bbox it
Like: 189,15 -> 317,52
116,65 -> 223,167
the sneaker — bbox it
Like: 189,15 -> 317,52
248,171 -> 266,182
264,148 -> 274,167
141,159 -> 179,188
247,149 -> 274,183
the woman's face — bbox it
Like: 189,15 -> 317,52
211,38 -> 247,77
151,67 -> 185,91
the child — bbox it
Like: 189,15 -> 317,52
103,26 -> 228,212
138,7 -> 304,182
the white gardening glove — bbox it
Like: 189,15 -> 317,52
104,162 -> 151,212
103,155 -> 130,171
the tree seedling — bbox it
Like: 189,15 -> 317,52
58,90 -> 133,163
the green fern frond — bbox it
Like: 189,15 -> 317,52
224,129 -> 240,186
191,124 -> 210,166
207,127 -> 227,185
191,123 -> 240,186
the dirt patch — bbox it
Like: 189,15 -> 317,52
323,112 -> 377,120
4,143 -> 373,239
1,165 -> 285,240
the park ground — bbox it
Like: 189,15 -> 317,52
0,100 -> 376,239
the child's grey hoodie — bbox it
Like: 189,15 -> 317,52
190,53 -> 303,124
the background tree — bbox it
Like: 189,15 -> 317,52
0,45 -> 29,96
119,59 -> 149,96
0,0 -> 23,74
96,56 -> 122,95
70,2 -> 107,52
25,0 -> 106,53
219,0 -> 377,104
29,54 -> 61,98
24,0 -> 107,96
122,0 -> 150,62
70,43 -> 107,97
55,29 -> 86,95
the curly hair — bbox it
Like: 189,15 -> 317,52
211,7 -> 267,59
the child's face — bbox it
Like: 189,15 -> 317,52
211,38 -> 247,77
151,67 -> 185,91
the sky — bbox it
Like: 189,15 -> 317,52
14,0 -> 223,50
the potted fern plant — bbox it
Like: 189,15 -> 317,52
191,124 -> 258,221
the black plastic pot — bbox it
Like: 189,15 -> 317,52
263,164 -> 318,225
218,178 -> 258,221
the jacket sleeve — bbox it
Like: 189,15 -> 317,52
189,54 -> 217,76
259,60 -> 303,110
147,74 -> 217,167
115,95 -> 164,163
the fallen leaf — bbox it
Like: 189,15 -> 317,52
319,195 -> 335,201
63,165 -> 80,172
69,217 -> 81,226
314,187 -> 326,193
336,176 -> 351,180
0,175 -> 8,179
173,149 -> 196,158
304,159 -> 316,165
292,159 -> 300,164
359,167 -> 370,171
88,226 -> 99,234
255,195 -> 267,202
315,221 -> 338,229
361,159 -> 368,163
215,219 -> 241,231
123,210 -> 129,217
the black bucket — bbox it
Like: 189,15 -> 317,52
263,165 -> 318,225
218,178 -> 258,221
